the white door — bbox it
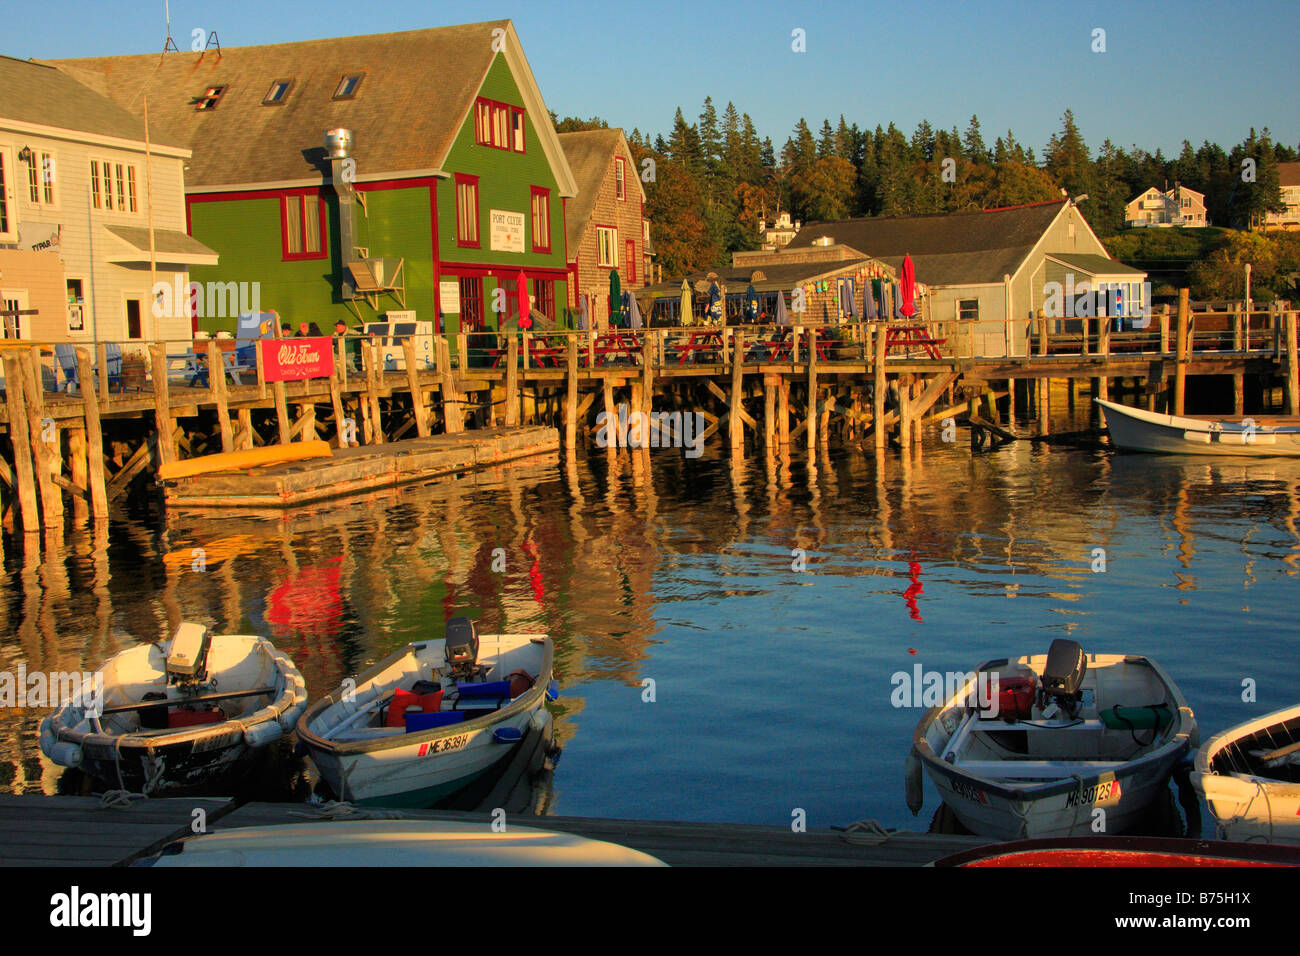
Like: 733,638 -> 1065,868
1,289 -> 30,339
0,147 -> 17,243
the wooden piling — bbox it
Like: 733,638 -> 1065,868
95,342 -> 110,401
504,336 -> 519,428
1097,313 -> 1110,402
1286,309 -> 1299,416
1174,289 -> 1190,416
873,322 -> 887,450
1036,311 -> 1049,436
602,377 -> 617,451
763,380 -> 776,453
3,355 -> 40,531
730,329 -> 744,458
777,376 -> 791,449
363,341 -> 385,443
805,328 -> 817,464
565,335 -> 578,452
272,380 -> 292,444
206,340 -> 234,452
237,408 -> 254,450
74,348 -> 109,521
898,374 -> 911,446
148,344 -> 177,465
68,426 -> 89,525
402,337 -> 430,438
19,351 -> 63,527
328,372 -> 348,448
439,337 -> 463,434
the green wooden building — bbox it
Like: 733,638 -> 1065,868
52,20 -> 579,335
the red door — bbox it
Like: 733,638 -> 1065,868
625,240 -> 636,284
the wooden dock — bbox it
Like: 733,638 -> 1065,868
0,794 -> 990,866
163,425 -> 558,508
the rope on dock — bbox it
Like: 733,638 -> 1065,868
833,819 -> 894,845
286,799 -> 404,821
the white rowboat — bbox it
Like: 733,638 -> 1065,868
1192,703 -> 1300,844
39,623 -> 307,794
138,820 -> 665,866
1096,398 -> 1300,456
298,623 -> 554,808
908,645 -> 1197,840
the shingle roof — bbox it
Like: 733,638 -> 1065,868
1279,162 -> 1300,188
1046,253 -> 1145,276
558,128 -> 644,254
786,201 -> 1069,286
639,258 -> 881,296
0,55 -> 183,147
48,21 -> 574,192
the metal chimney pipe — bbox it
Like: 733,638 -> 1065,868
328,130 -> 356,300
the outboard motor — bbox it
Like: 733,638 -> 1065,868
1041,638 -> 1087,718
444,617 -> 481,683
166,622 -> 211,690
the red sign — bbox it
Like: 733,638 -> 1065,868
260,337 -> 334,382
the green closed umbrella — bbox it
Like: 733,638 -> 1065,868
609,270 -> 622,328
680,279 -> 692,327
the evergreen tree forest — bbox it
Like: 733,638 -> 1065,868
554,105 -> 1296,289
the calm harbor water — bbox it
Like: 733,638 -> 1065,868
3,405 -> 1299,832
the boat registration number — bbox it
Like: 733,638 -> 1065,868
1065,779 -> 1122,807
950,779 -> 989,804
419,733 -> 470,757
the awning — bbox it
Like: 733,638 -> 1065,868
103,225 -> 219,267
1045,253 -> 1145,279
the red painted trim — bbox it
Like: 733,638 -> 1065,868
561,197 -> 569,264
454,173 -> 481,249
188,184 -> 325,205
568,260 -> 579,309
473,97 -> 526,153
439,261 -> 569,279
530,185 -> 551,253
625,239 -> 636,284
982,199 -> 1068,212
615,157 -> 626,202
281,194 -> 328,262
430,182 -> 441,333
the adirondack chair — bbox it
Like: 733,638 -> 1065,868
53,343 -> 123,393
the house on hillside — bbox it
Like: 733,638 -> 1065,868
0,55 -> 215,345
1124,184 -> 1209,228
557,128 -> 649,329
759,199 -> 1146,357
1265,162 -> 1300,231
758,210 -> 800,251
50,21 -> 578,336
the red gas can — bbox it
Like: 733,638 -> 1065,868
992,675 -> 1036,721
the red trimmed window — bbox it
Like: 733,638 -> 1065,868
459,276 -> 484,331
615,157 -> 626,201
533,279 -> 555,321
596,226 -> 617,268
625,239 -> 636,283
530,186 -> 550,253
282,194 -> 326,260
473,98 -> 525,152
455,174 -> 480,248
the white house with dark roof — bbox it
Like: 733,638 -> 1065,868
1125,184 -> 1209,228
1265,162 -> 1300,231
0,55 -> 215,345
768,199 -> 1146,357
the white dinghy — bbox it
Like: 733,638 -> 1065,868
137,820 -> 664,867
1192,703 -> 1300,844
907,640 -> 1197,840
1096,398 -> 1300,457
297,617 -> 554,808
39,623 -> 307,794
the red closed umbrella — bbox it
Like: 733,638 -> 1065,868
900,254 -> 917,319
516,270 -> 531,330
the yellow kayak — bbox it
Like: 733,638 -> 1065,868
158,440 -> 333,480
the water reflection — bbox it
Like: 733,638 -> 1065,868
2,440 -> 1300,825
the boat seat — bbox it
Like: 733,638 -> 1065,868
978,719 -> 1108,731
954,759 -> 1130,779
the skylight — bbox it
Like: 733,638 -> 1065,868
263,79 -> 293,105
194,85 -> 226,111
333,74 -> 363,100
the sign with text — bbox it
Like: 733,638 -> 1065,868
489,209 -> 525,253
260,337 -> 334,381
439,280 -> 460,314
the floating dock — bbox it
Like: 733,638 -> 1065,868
0,794 -> 989,867
161,425 -> 559,508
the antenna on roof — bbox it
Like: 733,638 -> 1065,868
161,0 -> 179,57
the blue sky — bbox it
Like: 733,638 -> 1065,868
13,0 -> 1299,157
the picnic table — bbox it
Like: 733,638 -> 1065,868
670,328 -> 724,365
749,328 -> 834,363
590,330 -> 642,366
487,334 -> 565,369
884,325 -> 945,360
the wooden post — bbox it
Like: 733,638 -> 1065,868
777,376 -> 791,448
456,332 -> 469,371
1174,288 -> 1190,416
504,336 -> 519,428
1097,312 -> 1111,403
791,326 -> 800,365
764,381 -> 776,453
206,341 -> 234,452
898,374 -> 911,446
565,335 -> 578,452
148,344 -> 177,465
337,336 -> 348,389
439,337 -> 462,434
521,329 -> 530,370
19,351 -> 62,526
730,328 -> 744,458
806,328 -> 817,465
873,322 -> 887,450
298,401 -> 317,441
641,332 -> 654,455
67,426 -> 89,526
1285,309 -> 1299,416
273,381 -> 292,444
1160,304 -> 1171,355
4,355 -> 40,531
402,337 -> 430,438
1037,311 -> 1050,436
602,377 -> 617,451
362,341 -> 385,443
96,342 -> 110,401
913,380 -> 925,445
74,348 -> 109,521
328,372 -> 348,447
